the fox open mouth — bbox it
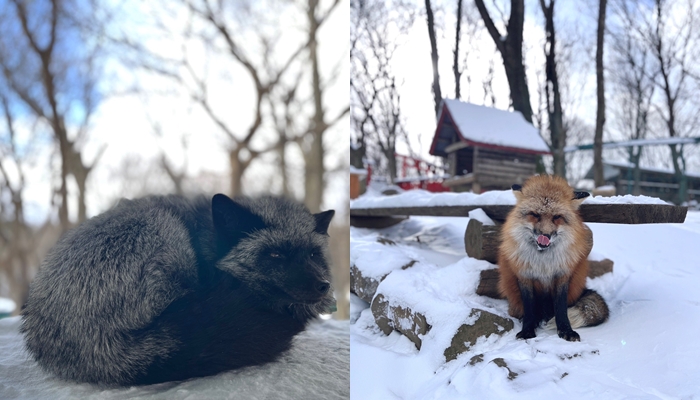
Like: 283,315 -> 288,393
536,235 -> 551,250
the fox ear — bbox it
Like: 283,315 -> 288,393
511,184 -> 523,202
212,194 -> 266,250
313,210 -> 335,235
571,191 -> 590,209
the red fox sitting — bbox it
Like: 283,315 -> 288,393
498,175 -> 609,342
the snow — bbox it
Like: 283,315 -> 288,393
583,194 -> 672,205
0,297 -> 16,314
351,212 -> 700,399
468,208 -> 495,225
0,317 -> 349,399
350,165 -> 367,176
441,100 -> 550,154
351,188 -> 670,209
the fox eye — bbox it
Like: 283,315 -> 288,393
270,252 -> 282,258
553,215 -> 562,221
527,212 -> 540,219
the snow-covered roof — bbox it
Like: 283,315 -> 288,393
430,99 -> 550,156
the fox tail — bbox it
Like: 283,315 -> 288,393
546,289 -> 609,330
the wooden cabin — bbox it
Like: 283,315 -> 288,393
584,160 -> 700,204
429,100 -> 550,192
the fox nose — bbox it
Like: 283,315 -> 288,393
315,280 -> 331,295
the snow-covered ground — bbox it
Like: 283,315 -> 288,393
0,317 -> 349,399
351,211 -> 700,399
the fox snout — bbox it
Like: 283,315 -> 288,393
284,272 -> 332,304
533,231 -> 555,250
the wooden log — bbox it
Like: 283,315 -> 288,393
476,268 -> 502,298
476,259 -> 614,299
464,219 -> 501,263
350,203 -> 687,224
465,222 -> 593,263
589,258 -> 614,278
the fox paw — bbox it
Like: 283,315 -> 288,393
558,329 -> 580,342
516,329 -> 536,340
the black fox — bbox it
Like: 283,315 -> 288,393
21,194 -> 335,385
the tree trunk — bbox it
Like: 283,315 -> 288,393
425,0 -> 442,117
453,0 -> 463,100
229,149 -> 243,197
540,0 -> 565,177
593,0 -> 607,187
475,0 -> 533,123
304,0 -> 325,213
386,149 -> 398,184
350,140 -> 366,169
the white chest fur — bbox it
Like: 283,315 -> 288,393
507,226 -> 577,283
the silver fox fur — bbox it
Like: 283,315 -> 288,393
21,194 -> 335,385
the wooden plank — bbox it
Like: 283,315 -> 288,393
351,205 -> 513,221
350,203 -> 688,224
442,173 -> 475,187
579,203 -> 687,224
477,148 -> 538,163
479,158 -> 537,169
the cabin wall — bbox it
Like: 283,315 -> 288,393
446,146 -> 538,191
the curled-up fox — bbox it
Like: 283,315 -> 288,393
498,175 -> 609,342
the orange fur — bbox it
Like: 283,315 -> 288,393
497,175 -> 592,319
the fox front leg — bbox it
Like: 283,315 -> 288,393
554,281 -> 580,342
516,280 -> 537,340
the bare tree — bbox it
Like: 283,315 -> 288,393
0,0 -> 106,228
474,0 -> 533,122
593,0 -> 608,187
425,0 -> 443,117
453,0 -> 464,100
302,0 -> 349,213
0,94 -> 36,309
539,0 -> 566,177
609,0 -> 657,194
351,0 -> 413,184
647,0 -> 700,203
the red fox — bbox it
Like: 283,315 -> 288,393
498,175 -> 609,341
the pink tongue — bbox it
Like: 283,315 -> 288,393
537,235 -> 550,246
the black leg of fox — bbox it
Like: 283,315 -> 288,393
554,282 -> 580,342
516,280 -> 538,340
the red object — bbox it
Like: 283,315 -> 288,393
393,154 -> 450,193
